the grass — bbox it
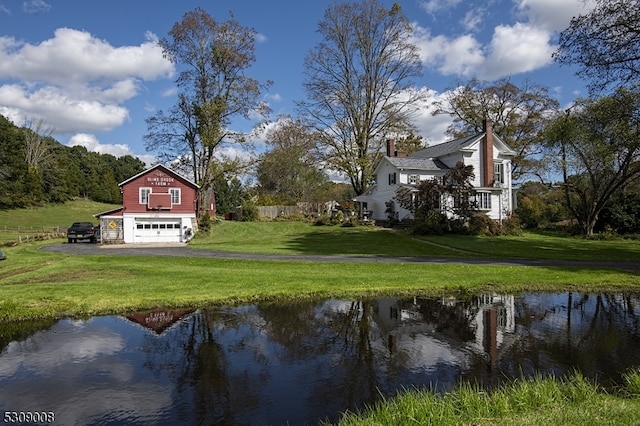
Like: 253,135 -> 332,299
190,221 -> 462,256
337,370 -> 640,425
421,232 -> 640,262
0,200 -> 119,244
193,220 -> 640,263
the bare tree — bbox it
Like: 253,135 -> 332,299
554,0 -> 640,93
432,78 -> 559,181
147,8 -> 271,219
22,117 -> 54,172
299,0 -> 425,195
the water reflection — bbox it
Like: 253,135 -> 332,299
0,293 -> 639,425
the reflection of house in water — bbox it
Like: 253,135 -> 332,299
372,295 -> 515,367
469,294 -> 515,370
125,309 -> 194,335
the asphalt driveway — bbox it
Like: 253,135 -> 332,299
41,242 -> 640,273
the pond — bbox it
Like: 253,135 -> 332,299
1,292 -> 639,425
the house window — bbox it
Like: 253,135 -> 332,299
408,174 -> 419,185
433,193 -> 442,210
139,187 -> 151,204
453,194 -> 463,210
476,192 -> 492,210
494,163 -> 503,183
494,163 -> 504,185
170,188 -> 181,205
388,172 -> 397,185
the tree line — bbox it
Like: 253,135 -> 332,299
0,114 -> 146,209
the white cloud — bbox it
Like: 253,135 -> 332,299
480,22 -> 555,80
0,85 -> 129,133
409,87 -> 457,145
515,0 -> 596,32
0,28 -> 173,85
411,24 -> 485,77
68,133 -> 133,157
411,0 -> 599,83
0,27 -> 174,158
461,8 -> 485,33
67,133 -> 156,166
419,0 -> 462,14
22,0 -> 50,14
266,92 -> 282,103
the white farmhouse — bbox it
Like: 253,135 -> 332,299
354,120 -> 516,222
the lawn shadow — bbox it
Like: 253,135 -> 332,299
282,227 -> 464,257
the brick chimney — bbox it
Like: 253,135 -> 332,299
386,139 -> 395,157
482,119 -> 494,187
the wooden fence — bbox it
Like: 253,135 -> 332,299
0,226 -> 67,246
257,204 -> 327,220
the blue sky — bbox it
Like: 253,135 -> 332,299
0,0 -> 594,166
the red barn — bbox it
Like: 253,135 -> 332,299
95,164 -> 212,244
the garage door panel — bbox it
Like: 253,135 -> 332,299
134,220 -> 182,243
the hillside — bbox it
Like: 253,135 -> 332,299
0,200 -> 120,244
0,114 -> 146,209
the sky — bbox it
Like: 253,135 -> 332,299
0,0 -> 595,167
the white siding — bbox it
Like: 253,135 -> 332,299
367,140 -> 514,223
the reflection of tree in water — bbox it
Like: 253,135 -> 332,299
498,293 -> 640,388
0,318 -> 58,353
138,309 -> 262,425
257,299 -> 380,417
412,297 -> 477,342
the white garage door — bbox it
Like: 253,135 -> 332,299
134,220 -> 182,243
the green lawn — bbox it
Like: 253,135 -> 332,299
193,220 -> 640,262
0,200 -> 119,244
421,231 -> 640,261
190,220 -> 462,256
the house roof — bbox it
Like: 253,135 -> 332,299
93,207 -> 124,218
386,156 -> 450,171
411,133 -> 482,159
118,164 -> 199,188
375,130 -> 515,176
412,131 -> 517,159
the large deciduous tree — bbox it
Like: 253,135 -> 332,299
299,0 -> 425,196
554,0 -> 640,93
147,8 -> 270,219
256,116 -> 329,204
542,87 -> 640,235
432,78 -> 559,181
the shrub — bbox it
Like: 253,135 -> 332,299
502,213 -> 524,236
410,209 -> 447,235
313,214 -> 333,226
198,214 -> 213,234
341,215 -> 360,227
241,202 -> 259,222
469,214 -> 502,236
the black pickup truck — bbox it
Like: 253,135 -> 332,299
67,222 -> 97,243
